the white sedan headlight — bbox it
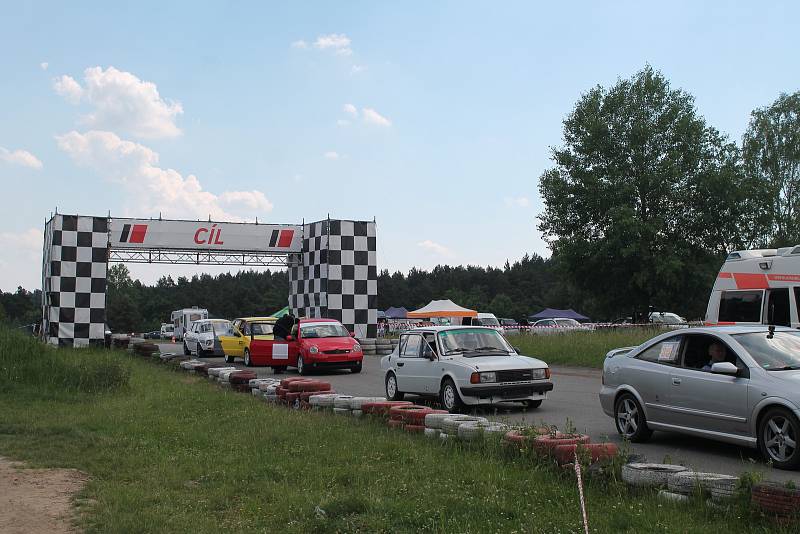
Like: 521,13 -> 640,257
309,345 -> 319,354
479,372 -> 496,383
531,368 -> 547,379
204,339 -> 214,347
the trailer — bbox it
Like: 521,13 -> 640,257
170,307 -> 209,341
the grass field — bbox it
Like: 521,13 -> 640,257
0,327 -> 789,533
510,328 -> 662,368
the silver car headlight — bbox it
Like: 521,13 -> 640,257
204,339 -> 214,347
309,345 -> 319,354
480,372 -> 496,383
531,368 -> 547,379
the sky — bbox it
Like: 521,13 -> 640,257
1,1 -> 798,291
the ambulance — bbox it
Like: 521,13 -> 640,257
705,246 -> 800,328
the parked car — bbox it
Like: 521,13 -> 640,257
247,318 -> 363,374
474,312 -> 502,331
160,323 -> 175,339
380,326 -> 553,413
217,316 -> 277,364
499,318 -> 519,327
600,326 -> 800,469
531,318 -> 592,333
649,311 -> 687,327
183,319 -> 233,357
143,331 -> 161,339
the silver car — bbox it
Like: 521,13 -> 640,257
600,326 -> 800,469
381,326 -> 553,413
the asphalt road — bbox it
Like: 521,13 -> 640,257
159,341 -> 800,483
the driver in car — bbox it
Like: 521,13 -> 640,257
702,342 -> 727,371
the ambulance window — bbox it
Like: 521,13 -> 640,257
767,288 -> 790,327
719,290 -> 763,323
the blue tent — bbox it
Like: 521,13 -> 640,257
384,306 -> 409,319
529,308 -> 590,322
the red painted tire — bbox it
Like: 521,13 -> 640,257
533,433 -> 590,455
229,371 -> 258,384
552,443 -> 618,465
407,408 -> 446,425
276,386 -> 288,397
387,419 -> 405,429
286,392 -> 302,402
280,377 -> 307,388
300,390 -> 335,401
362,401 -> 413,416
751,482 -> 800,516
389,405 -> 430,423
288,380 -> 332,392
404,424 -> 425,433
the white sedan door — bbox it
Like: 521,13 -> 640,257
396,334 -> 425,393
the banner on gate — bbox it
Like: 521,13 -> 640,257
109,218 -> 303,253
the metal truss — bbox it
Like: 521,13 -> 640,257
109,248 -> 297,267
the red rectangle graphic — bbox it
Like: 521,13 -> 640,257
129,224 -> 148,243
277,229 -> 294,248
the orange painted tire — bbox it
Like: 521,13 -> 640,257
389,405 -> 430,423
387,419 -> 405,429
362,401 -> 413,416
404,424 -> 425,433
552,443 -> 618,465
533,433 -> 590,455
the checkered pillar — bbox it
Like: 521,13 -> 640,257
288,219 -> 378,338
41,214 -> 109,347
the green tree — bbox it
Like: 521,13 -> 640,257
538,66 -> 758,319
742,91 -> 800,245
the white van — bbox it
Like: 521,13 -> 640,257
171,307 -> 209,341
705,247 -> 800,328
160,323 -> 175,339
474,312 -> 502,331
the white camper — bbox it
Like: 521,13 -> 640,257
705,246 -> 800,328
171,307 -> 209,341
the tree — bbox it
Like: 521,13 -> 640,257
537,66 -> 759,319
742,91 -> 800,245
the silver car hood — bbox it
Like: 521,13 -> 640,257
440,353 -> 547,371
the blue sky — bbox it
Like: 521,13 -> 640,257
1,1 -> 798,290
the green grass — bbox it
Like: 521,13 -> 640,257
0,327 -> 789,533
510,328 -> 662,368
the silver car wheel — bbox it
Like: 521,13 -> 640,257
297,355 -> 304,374
617,398 -> 639,437
443,384 -> 456,410
386,374 -> 397,398
764,415 -> 797,463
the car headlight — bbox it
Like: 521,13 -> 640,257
531,368 -> 547,379
309,345 -> 319,354
480,372 -> 496,383
205,340 -> 214,347
352,343 -> 362,353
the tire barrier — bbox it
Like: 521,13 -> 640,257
387,419 -> 404,430
333,407 -> 351,415
552,443 -> 619,466
751,482 -> 800,517
361,401 -> 413,416
404,424 -> 425,433
440,415 -> 489,435
424,427 -> 441,439
621,463 -> 691,488
423,412 -> 456,430
457,421 -> 509,441
348,397 -> 386,410
667,472 -> 739,497
389,405 -> 432,423
533,433 -> 591,455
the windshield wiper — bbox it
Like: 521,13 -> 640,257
767,365 -> 800,371
443,347 -> 469,355
463,346 -> 512,355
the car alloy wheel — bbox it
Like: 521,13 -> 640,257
614,393 -> 652,443
297,355 -> 306,375
760,408 -> 800,469
183,342 -> 190,356
224,354 -> 234,364
385,372 -> 403,401
244,349 -> 251,367
440,378 -> 463,414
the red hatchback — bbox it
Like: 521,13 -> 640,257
248,318 -> 363,375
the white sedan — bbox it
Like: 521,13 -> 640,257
380,326 -> 553,413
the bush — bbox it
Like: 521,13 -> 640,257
0,325 -> 129,397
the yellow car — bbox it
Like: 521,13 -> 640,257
219,316 -> 277,365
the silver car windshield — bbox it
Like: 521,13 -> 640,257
437,328 -> 513,356
733,332 -> 800,370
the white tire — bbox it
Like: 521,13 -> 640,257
658,490 -> 689,503
265,394 -> 278,403
441,415 -> 487,435
667,472 -> 738,496
621,463 -> 691,488
313,394 -> 339,407
333,396 -> 355,409
424,413 -> 454,429
424,427 -> 442,439
352,410 -> 363,418
333,407 -> 351,415
349,397 -> 386,410
251,388 -> 261,396
457,421 -> 507,441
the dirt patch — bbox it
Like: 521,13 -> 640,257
0,456 -> 88,534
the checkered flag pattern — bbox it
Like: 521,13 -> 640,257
41,214 -> 109,347
289,219 -> 378,338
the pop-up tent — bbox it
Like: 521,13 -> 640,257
407,299 -> 477,319
269,306 -> 291,318
529,308 -> 590,321
384,306 -> 409,319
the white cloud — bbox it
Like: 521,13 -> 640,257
418,239 -> 453,257
0,228 -> 42,253
53,74 -> 83,104
0,147 -> 43,169
53,66 -> 183,139
336,119 -> 350,127
55,130 -> 273,221
343,103 -> 358,116
314,33 -> 352,56
40,62 -> 49,71
324,151 -> 340,160
291,39 -> 308,49
351,65 -> 366,74
504,196 -> 530,208
362,107 -> 392,127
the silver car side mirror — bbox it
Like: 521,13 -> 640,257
711,362 -> 738,375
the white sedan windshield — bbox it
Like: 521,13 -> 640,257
438,328 -> 513,356
733,332 -> 800,370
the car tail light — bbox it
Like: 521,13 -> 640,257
470,372 -> 480,384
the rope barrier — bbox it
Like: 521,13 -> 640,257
574,448 -> 589,534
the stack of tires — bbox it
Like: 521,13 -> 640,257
347,397 -> 386,417
375,338 -> 393,356
439,415 -> 489,441
621,463 -> 690,489
666,472 -> 739,502
361,400 -> 412,417
502,428 -> 551,450
359,338 -> 377,356
132,341 -> 159,358
228,370 -> 258,392
386,405 -> 443,433
208,366 -> 237,381
751,482 -> 800,517
281,378 -> 335,409
179,359 -> 206,372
